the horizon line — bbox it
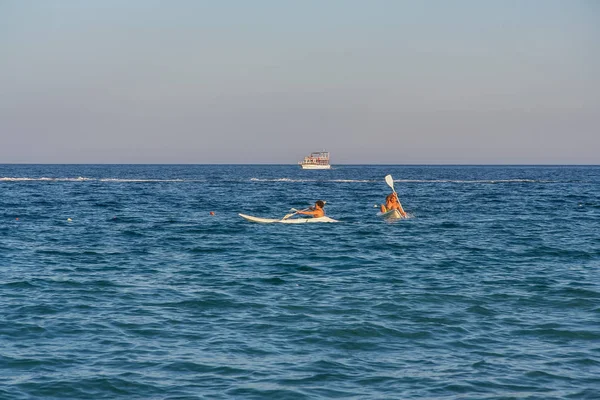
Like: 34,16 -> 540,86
1,163 -> 599,167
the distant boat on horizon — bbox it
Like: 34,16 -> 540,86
299,151 -> 331,169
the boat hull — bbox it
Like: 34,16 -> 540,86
239,213 -> 338,223
300,164 -> 331,170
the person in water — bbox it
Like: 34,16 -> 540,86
380,193 -> 407,217
297,200 -> 326,218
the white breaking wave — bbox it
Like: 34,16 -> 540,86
395,179 -> 542,183
0,177 -> 186,182
332,179 -> 374,183
250,178 -> 376,183
0,177 -> 90,182
1,177 -> 549,184
250,178 -> 314,182
249,178 -> 547,184
98,178 -> 185,182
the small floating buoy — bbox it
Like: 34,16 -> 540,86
67,218 -> 72,222
210,211 -> 215,216
15,218 -> 19,221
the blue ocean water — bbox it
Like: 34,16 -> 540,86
1,164 -> 599,399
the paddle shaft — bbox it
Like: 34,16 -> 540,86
282,207 -> 310,220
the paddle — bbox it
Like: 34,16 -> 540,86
282,208 -> 308,220
384,174 -> 407,217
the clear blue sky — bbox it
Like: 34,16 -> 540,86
1,0 -> 598,163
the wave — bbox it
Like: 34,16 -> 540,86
1,177 -> 552,184
98,178 -> 185,182
251,178 -> 380,183
396,179 -> 544,183
0,177 -> 90,182
0,177 -> 186,182
250,178 -> 550,184
250,178 -> 306,182
334,179 -> 374,183
250,178 -> 369,183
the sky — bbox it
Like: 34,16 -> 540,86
1,0 -> 598,164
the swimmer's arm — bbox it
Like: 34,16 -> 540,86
297,209 -> 318,216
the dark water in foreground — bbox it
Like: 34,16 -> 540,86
1,165 -> 599,399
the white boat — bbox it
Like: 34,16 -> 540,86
239,213 -> 338,224
299,151 -> 331,169
377,209 -> 405,220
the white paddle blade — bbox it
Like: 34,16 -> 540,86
385,175 -> 395,191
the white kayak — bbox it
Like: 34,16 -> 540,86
239,213 -> 338,224
377,209 -> 405,220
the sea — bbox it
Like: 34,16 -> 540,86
1,164 -> 599,399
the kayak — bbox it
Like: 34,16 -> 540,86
239,213 -> 338,224
377,209 -> 404,220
